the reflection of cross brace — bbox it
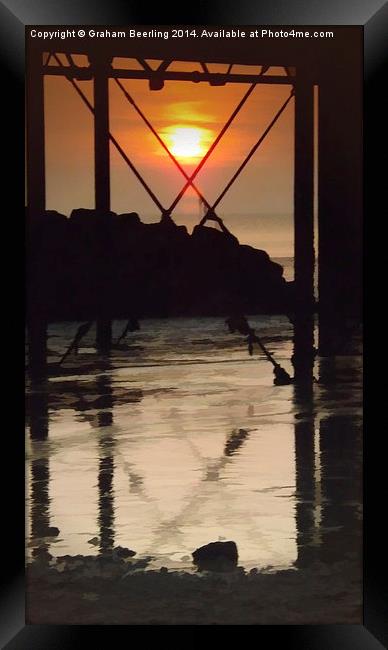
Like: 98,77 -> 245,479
143,428 -> 252,555
52,52 -> 294,227
68,370 -> 255,556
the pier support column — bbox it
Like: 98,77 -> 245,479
27,317 -> 48,380
293,74 -> 315,384
26,47 -> 45,216
318,63 -> 362,354
90,53 -> 113,353
26,46 -> 47,377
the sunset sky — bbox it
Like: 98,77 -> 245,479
44,59 -> 296,255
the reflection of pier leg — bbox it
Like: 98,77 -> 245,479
30,459 -> 50,552
294,416 -> 316,568
96,372 -> 115,554
98,453 -> 115,553
293,370 -> 326,568
90,52 -> 112,353
29,389 -> 50,556
319,416 -> 362,564
293,75 -> 315,385
29,384 -> 49,441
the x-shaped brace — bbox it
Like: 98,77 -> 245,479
51,52 -> 294,228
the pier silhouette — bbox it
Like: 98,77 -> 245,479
26,33 -> 362,387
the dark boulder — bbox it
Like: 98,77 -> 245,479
192,541 -> 238,572
70,208 -> 117,223
113,546 -> 136,559
192,223 -> 239,249
117,212 -> 141,225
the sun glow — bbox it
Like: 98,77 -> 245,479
168,126 -> 206,160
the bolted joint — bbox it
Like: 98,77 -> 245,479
149,75 -> 164,91
209,74 -> 226,86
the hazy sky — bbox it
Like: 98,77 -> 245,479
44,59 -> 295,255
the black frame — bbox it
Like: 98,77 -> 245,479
2,0 -> 386,646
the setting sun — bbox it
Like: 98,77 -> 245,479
168,126 -> 205,159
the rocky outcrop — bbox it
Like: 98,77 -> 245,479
26,209 -> 293,321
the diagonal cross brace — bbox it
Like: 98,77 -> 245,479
54,52 -> 294,227
114,77 -> 215,216
166,83 -> 257,217
52,53 -> 166,213
202,88 -> 295,219
57,50 -> 255,219
114,78 -> 294,230
114,77 -> 258,219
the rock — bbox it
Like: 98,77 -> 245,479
118,212 -> 141,225
44,210 -> 67,223
192,224 -> 239,248
70,208 -> 117,223
113,546 -> 136,559
192,541 -> 238,572
26,209 -> 67,230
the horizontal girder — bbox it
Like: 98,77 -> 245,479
43,65 -> 294,85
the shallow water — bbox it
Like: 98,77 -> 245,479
26,315 -> 362,573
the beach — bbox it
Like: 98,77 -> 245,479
26,312 -> 362,624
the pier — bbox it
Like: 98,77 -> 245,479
26,31 -> 362,383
